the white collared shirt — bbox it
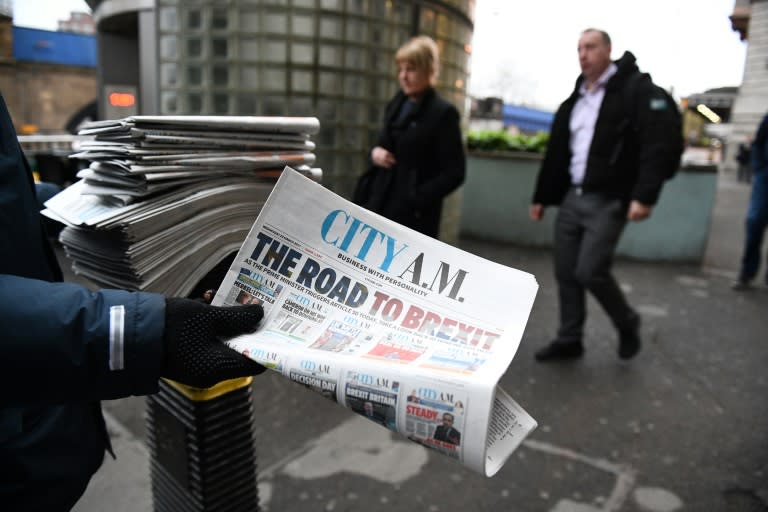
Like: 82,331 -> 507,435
568,63 -> 618,185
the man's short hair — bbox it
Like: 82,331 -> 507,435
582,28 -> 611,46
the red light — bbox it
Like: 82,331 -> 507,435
109,92 -> 136,107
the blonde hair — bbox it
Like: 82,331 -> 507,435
395,35 -> 440,84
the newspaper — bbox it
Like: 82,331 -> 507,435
213,167 -> 539,477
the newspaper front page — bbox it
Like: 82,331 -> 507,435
213,167 -> 539,476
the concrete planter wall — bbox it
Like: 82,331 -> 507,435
460,151 -> 718,263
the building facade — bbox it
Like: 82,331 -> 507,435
0,16 -> 97,133
86,0 -> 475,242
728,0 -> 768,170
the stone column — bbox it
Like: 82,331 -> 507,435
728,0 -> 768,169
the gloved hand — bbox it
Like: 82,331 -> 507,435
162,298 -> 266,388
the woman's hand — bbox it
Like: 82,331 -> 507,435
371,146 -> 397,169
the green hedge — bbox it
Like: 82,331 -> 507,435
467,130 -> 549,153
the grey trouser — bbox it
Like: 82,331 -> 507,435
553,187 -> 637,343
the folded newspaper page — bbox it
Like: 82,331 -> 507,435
213,167 -> 539,477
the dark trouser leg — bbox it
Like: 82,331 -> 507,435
554,190 -> 636,342
553,191 -> 587,343
738,169 -> 768,282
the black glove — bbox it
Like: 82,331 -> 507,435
162,298 -> 266,388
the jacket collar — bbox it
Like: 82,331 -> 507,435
569,51 -> 640,100
388,87 -> 436,123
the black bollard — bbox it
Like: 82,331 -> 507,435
146,377 -> 259,511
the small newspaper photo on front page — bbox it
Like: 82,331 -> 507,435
213,166 -> 539,477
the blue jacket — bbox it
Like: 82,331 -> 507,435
751,113 -> 768,173
0,92 -> 166,509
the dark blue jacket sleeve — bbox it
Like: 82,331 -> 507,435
0,274 -> 166,405
752,114 -> 768,172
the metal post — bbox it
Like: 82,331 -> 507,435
146,377 -> 259,511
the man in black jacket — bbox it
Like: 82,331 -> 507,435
529,29 -> 673,362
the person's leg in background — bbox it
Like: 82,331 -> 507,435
734,168 -> 768,289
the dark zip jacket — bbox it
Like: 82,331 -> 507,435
0,92 -> 165,510
532,51 -> 670,207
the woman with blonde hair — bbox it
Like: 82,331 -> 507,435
354,35 -> 465,238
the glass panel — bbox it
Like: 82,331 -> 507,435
345,18 -> 366,41
158,7 -> 179,31
188,93 -> 203,113
264,40 -> 287,62
263,69 -> 287,89
213,65 -> 229,86
264,12 -> 288,34
212,7 -> 229,29
436,13 -> 449,37
345,47 -> 366,68
292,13 -> 314,34
212,38 -> 228,58
213,93 -> 229,114
187,9 -> 202,30
371,49 -> 391,72
343,101 -> 362,123
370,23 -> 385,45
318,125 -> 336,146
187,38 -> 203,58
319,16 -> 341,38
368,105 -> 381,124
346,0 -> 368,14
396,27 -> 410,46
159,36 -> 178,59
343,126 -> 363,148
161,91 -> 178,113
160,63 -> 177,86
290,97 -> 313,116
292,70 -> 313,92
392,3 -> 409,24
320,0 -> 342,9
318,99 -> 337,121
238,94 -> 258,114
292,0 -> 314,7
240,39 -> 259,60
241,66 -> 259,87
318,72 -> 340,93
419,8 -> 436,33
240,11 -> 259,31
291,42 -> 313,64
371,0 -> 386,18
187,65 -> 203,86
343,75 -> 362,98
318,44 -> 342,66
262,95 -> 285,116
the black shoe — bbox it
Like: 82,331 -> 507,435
534,341 -> 584,362
618,316 -> 641,360
731,278 -> 753,291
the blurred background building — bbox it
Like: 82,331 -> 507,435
0,8 -> 96,134
82,0 -> 475,242
727,0 -> 768,171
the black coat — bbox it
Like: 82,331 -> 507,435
533,51 -> 670,207
358,88 -> 466,238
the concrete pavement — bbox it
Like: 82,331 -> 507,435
70,170 -> 768,512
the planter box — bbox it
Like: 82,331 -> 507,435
460,151 -> 717,263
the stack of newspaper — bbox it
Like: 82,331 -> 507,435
42,115 -> 321,297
